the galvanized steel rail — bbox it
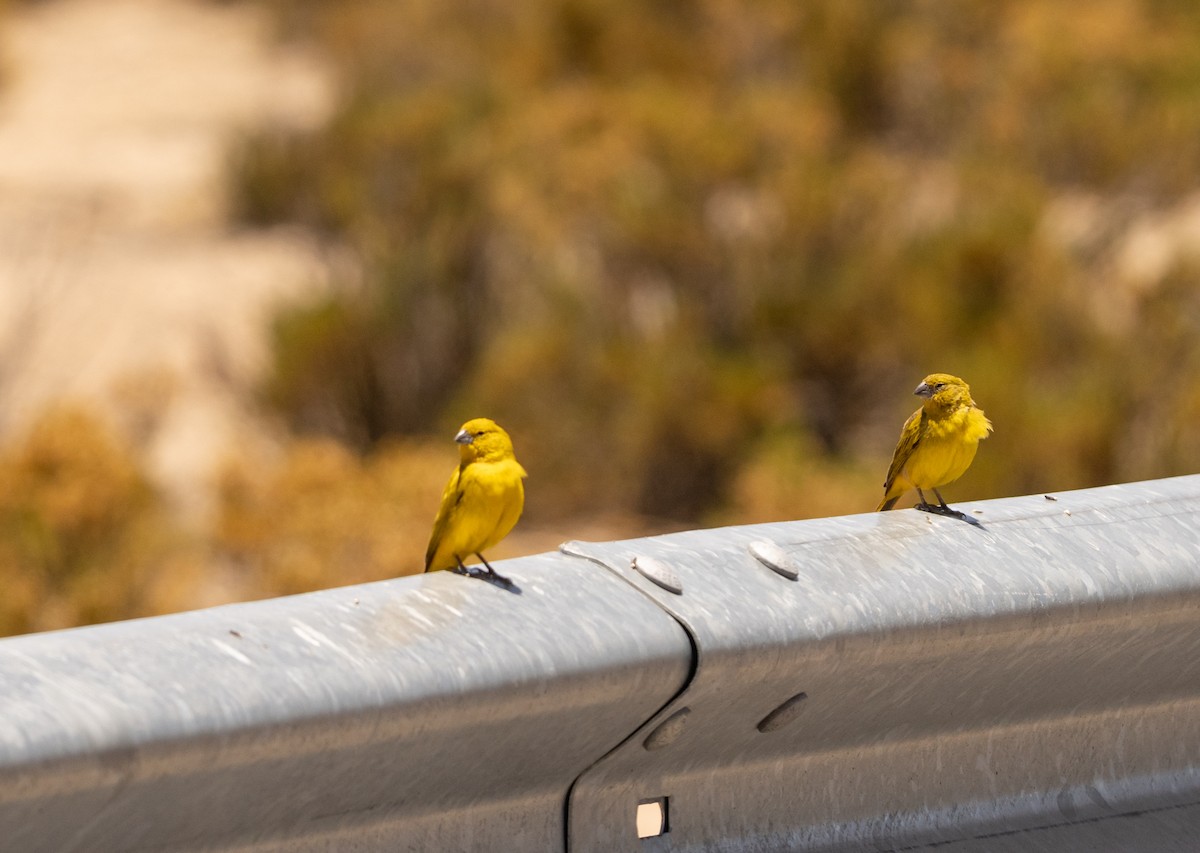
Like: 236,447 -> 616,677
3,476 -> 1200,851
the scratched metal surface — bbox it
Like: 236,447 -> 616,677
0,552 -> 692,852
563,475 -> 1200,851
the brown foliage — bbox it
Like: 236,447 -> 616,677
0,406 -> 201,635
9,1 -> 1200,636
214,437 -> 451,596
234,0 -> 1200,524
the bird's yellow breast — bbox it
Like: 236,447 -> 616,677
904,405 -> 991,490
426,458 -> 526,571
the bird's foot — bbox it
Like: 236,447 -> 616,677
479,566 -> 516,589
455,564 -> 519,591
916,502 -> 982,526
453,564 -> 489,579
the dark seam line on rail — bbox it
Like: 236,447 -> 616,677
898,793 -> 1200,850
557,545 -> 702,853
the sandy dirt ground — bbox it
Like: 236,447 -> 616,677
0,0 -> 336,519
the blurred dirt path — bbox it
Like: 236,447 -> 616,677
0,0 -> 336,518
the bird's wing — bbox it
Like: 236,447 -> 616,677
883,408 -> 924,490
425,464 -> 465,570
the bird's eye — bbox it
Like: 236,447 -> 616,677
475,430 -> 485,437
935,383 -> 945,390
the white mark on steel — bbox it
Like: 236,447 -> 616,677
172,696 -> 194,718
212,640 -> 253,666
405,608 -> 434,628
292,623 -> 330,648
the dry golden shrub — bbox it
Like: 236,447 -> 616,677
237,0 -> 1200,522
214,437 -> 452,597
0,405 -> 194,636
720,432 -> 883,526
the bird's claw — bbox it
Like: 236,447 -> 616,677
455,564 -> 517,589
915,502 -> 981,526
453,564 -> 487,579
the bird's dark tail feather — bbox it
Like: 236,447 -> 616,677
876,495 -> 899,512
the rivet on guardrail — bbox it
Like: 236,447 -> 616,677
757,692 -> 808,733
749,540 -> 799,580
632,556 -> 684,594
644,706 -> 691,750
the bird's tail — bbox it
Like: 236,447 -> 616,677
876,495 -> 900,512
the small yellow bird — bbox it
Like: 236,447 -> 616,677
877,373 -> 992,515
424,418 -> 527,582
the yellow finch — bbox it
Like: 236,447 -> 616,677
425,418 -> 527,582
877,373 -> 992,515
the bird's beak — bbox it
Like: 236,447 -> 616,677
914,382 -> 934,398
455,429 -> 474,445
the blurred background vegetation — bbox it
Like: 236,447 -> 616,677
5,0 -> 1200,635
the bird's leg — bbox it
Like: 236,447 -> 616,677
933,488 -> 977,522
454,557 -> 487,577
914,487 -> 977,523
915,488 -> 954,516
475,553 -> 513,585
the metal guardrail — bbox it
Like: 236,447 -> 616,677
4,476 -> 1200,851
0,552 -> 692,852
